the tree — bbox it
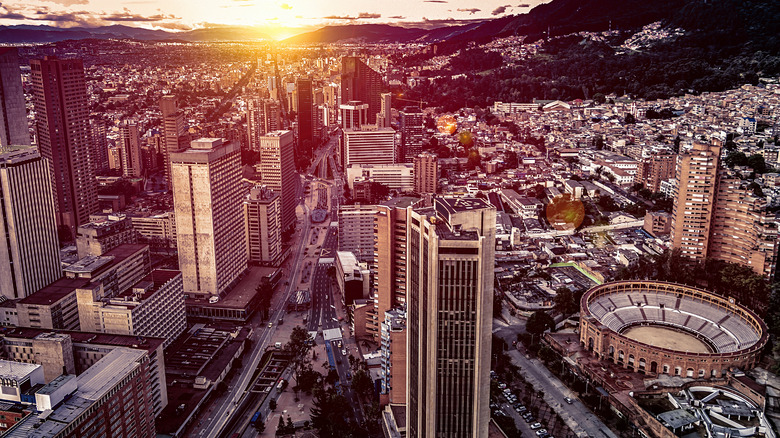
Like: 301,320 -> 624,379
526,311 -> 555,336
624,113 -> 636,124
285,326 -> 314,387
553,287 -> 578,315
310,384 -> 363,438
351,369 -> 374,399
269,399 -> 277,411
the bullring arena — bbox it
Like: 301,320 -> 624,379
579,281 -> 768,378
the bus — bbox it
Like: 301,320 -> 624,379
264,269 -> 283,290
250,410 -> 262,425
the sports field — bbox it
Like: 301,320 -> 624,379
622,326 -> 712,353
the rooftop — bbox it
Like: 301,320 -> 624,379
0,327 -> 164,355
0,361 -> 41,382
111,269 -> 181,306
18,277 -> 89,306
380,196 -> 420,209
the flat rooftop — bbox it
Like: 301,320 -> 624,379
18,277 -> 89,306
381,196 -> 420,209
0,360 -> 41,382
112,269 -> 181,305
0,327 -> 164,355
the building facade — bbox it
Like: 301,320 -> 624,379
0,148 -> 61,299
413,153 -> 438,194
407,198 -> 495,438
400,107 -> 424,162
160,95 -> 188,190
244,185 -> 283,266
31,57 -> 98,232
172,139 -> 246,298
259,130 -> 296,232
0,48 -> 29,148
119,121 -> 144,178
338,204 -> 378,263
343,127 -> 396,167
341,57 -> 384,125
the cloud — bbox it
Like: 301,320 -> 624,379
357,12 -> 380,19
323,15 -> 354,20
42,0 -> 89,5
492,4 -> 510,15
280,3 -> 292,9
156,21 -> 192,30
456,8 -> 480,14
388,15 -> 406,19
423,0 -> 448,3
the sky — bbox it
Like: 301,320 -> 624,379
0,0 -> 551,39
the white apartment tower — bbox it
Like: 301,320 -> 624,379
0,148 -> 61,299
171,138 -> 247,297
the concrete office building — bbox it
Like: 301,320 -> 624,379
0,48 -> 29,147
244,185 -> 283,266
160,95 -> 189,190
172,138 -> 246,298
338,204 -> 378,263
671,142 -> 721,260
407,197 -> 496,438
343,127 -> 396,167
77,269 -> 186,349
346,163 -> 415,192
335,251 -> 370,306
0,329 -> 167,416
130,212 -> 177,249
341,57 -> 384,125
0,148 -> 61,300
340,101 -> 369,130
413,153 -> 438,194
246,98 -> 282,151
400,107 -> 424,162
119,121 -> 144,178
31,57 -> 98,232
259,131 -> 297,232
76,213 -> 137,258
0,361 -> 44,404
6,348 -> 158,438
370,197 -> 419,340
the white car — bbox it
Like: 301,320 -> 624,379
341,349 -> 347,356
531,423 -> 542,430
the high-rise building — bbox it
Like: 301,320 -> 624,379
414,153 -> 438,194
338,204 -> 377,263
670,142 -> 721,259
343,127 -> 396,167
172,138 -> 247,297
296,78 -> 314,158
259,131 -> 297,232
407,197 -> 495,438
76,213 -> 137,258
637,153 -> 677,192
341,57 -> 384,125
380,308 -> 406,405
31,56 -> 98,232
708,170 -> 778,277
0,148 -> 61,299
244,185 -> 283,266
246,98 -> 282,151
89,119 -> 109,172
378,92 -> 392,128
0,48 -> 29,148
119,121 -> 144,178
400,107 -> 424,162
370,197 -> 419,340
160,95 -> 188,190
340,101 -> 369,130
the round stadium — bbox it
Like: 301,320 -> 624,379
579,281 -> 768,378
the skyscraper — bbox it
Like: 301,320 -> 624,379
341,56 -> 384,125
407,197 -> 495,438
0,48 -> 29,148
670,142 -> 721,259
246,98 -> 282,151
259,130 -> 297,232
296,77 -> 314,158
400,107 -> 424,162
160,95 -> 188,190
89,119 -> 109,173
342,127 -> 396,167
31,56 -> 98,232
172,138 -> 247,297
119,121 -> 144,178
0,147 -> 61,299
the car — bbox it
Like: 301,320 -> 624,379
341,349 -> 347,356
536,429 -> 548,436
564,397 -> 574,404
531,423 -> 542,430
498,383 -> 507,389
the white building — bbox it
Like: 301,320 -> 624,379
346,164 -> 415,192
343,127 -> 396,167
259,131 -> 296,231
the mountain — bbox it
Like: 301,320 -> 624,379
281,22 -> 492,45
0,24 -> 273,43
